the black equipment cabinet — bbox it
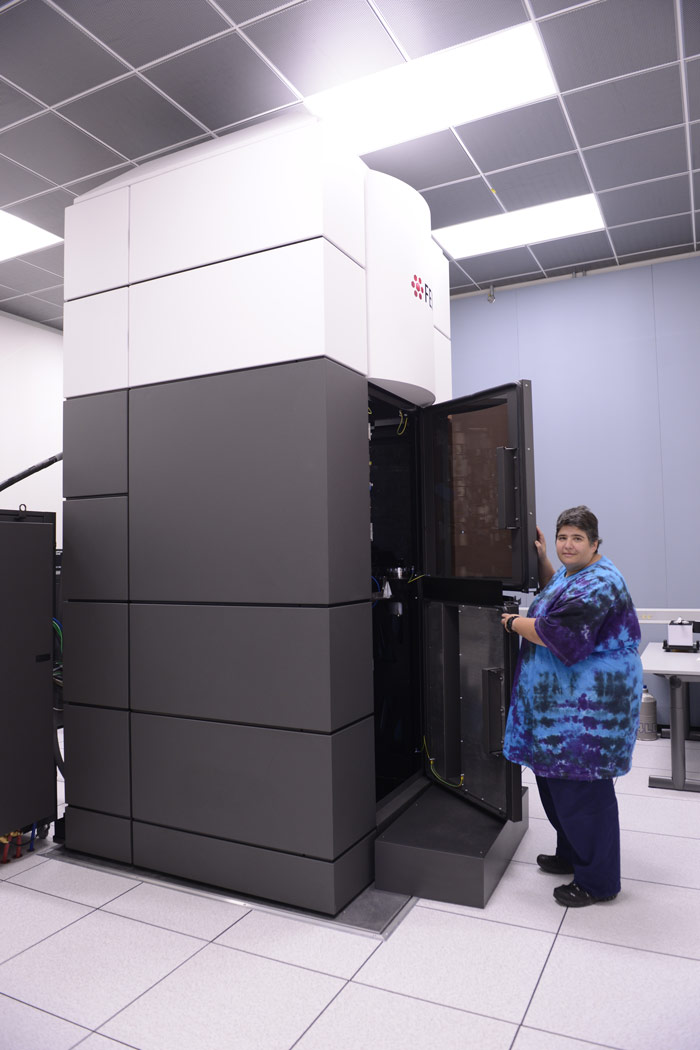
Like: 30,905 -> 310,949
371,382 -> 537,907
0,510 -> 56,835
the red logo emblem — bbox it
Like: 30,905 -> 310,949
411,275 -> 424,300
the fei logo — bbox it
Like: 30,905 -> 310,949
411,274 -> 433,309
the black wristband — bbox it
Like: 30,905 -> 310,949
505,615 -> 518,633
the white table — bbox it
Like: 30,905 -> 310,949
641,642 -> 700,792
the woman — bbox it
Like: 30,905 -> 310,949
501,506 -> 642,908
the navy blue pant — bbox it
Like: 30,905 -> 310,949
536,775 -> 621,897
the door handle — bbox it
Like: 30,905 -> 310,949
482,666 -> 507,755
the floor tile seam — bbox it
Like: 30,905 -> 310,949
515,1021 -> 623,1050
517,910 -> 568,1031
93,939 -> 211,1036
288,976 -> 353,1050
0,905 -> 98,970
0,854 -> 53,880
96,903 -> 216,944
0,878 -> 136,911
349,977 -> 522,1027
512,855 -> 700,891
616,786 -> 700,803
210,938 -> 373,982
556,929 -> 700,964
413,900 -> 562,936
0,990 -> 93,1040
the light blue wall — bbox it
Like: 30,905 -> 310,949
450,255 -> 700,610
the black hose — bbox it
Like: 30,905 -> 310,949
0,453 -> 63,493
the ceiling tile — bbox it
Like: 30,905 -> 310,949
687,59 -> 700,121
0,257 -> 67,293
609,213 -> 693,254
694,172 -> 700,198
43,317 -> 63,330
545,258 -> 617,277
488,272 -> 546,290
58,76 -> 203,158
531,0 -> 593,15
682,0 -> 700,58
52,0 -> 231,68
0,283 -> 18,300
0,293 -> 61,323
692,123 -> 700,169
33,285 -> 64,307
19,243 -> 65,277
448,260 -> 477,290
5,188 -> 75,236
66,164 -> 136,196
371,0 -> 526,59
539,0 -> 677,92
488,153 -> 589,210
530,230 -> 613,268
0,78 -> 42,127
422,178 -> 502,228
145,34 -> 295,132
563,65 -> 684,148
362,130 -> 476,191
0,113 -> 124,183
243,0 -> 403,95
0,0 -> 128,106
455,247 -> 541,284
456,99 -> 575,175
618,244 -> 695,265
0,154 -> 53,207
599,175 -> 691,227
584,127 -> 688,191
215,1 -> 285,23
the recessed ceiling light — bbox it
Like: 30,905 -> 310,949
305,23 -> 557,155
0,212 -> 63,265
433,195 -> 605,258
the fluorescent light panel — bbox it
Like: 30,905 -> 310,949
0,211 -> 63,265
433,195 -> 605,259
305,23 -> 557,155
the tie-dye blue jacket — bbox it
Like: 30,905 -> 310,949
503,556 -> 642,780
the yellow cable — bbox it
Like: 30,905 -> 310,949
421,736 -> 464,788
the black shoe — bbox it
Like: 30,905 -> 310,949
536,853 -> 574,875
553,881 -> 618,908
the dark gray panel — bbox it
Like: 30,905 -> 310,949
488,153 -> 589,211
563,66 -> 684,148
0,155 -> 52,208
0,520 -> 55,831
609,213 -> 694,255
684,0 -> 700,58
133,823 -> 374,915
540,0 -> 677,92
584,127 -> 689,192
64,390 -> 128,497
65,807 -> 132,864
244,0 -> 403,95
0,295 -> 59,323
456,99 -> 575,174
131,714 -> 375,859
19,243 -> 65,278
0,113 -> 124,183
421,178 -> 502,229
129,359 -> 369,606
689,60 -> 700,121
6,188 -> 75,237
372,0 -> 526,59
456,247 -> 541,285
0,78 -> 42,125
599,176 -> 691,227
0,257 -> 63,294
362,131 -> 476,191
59,77 -> 203,160
145,34 -> 295,132
130,603 -> 372,731
64,705 -> 130,817
52,0 -> 230,68
62,497 -> 128,601
0,1 -> 127,105
63,602 -> 129,709
530,230 -> 613,269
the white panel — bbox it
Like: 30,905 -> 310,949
129,239 -> 365,388
433,328 -> 453,404
322,241 -> 367,375
365,171 -> 436,405
63,289 -> 128,398
429,238 -> 451,338
129,123 -> 365,283
63,189 -> 129,301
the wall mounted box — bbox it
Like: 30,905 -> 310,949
130,602 -> 372,731
63,602 -> 129,709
